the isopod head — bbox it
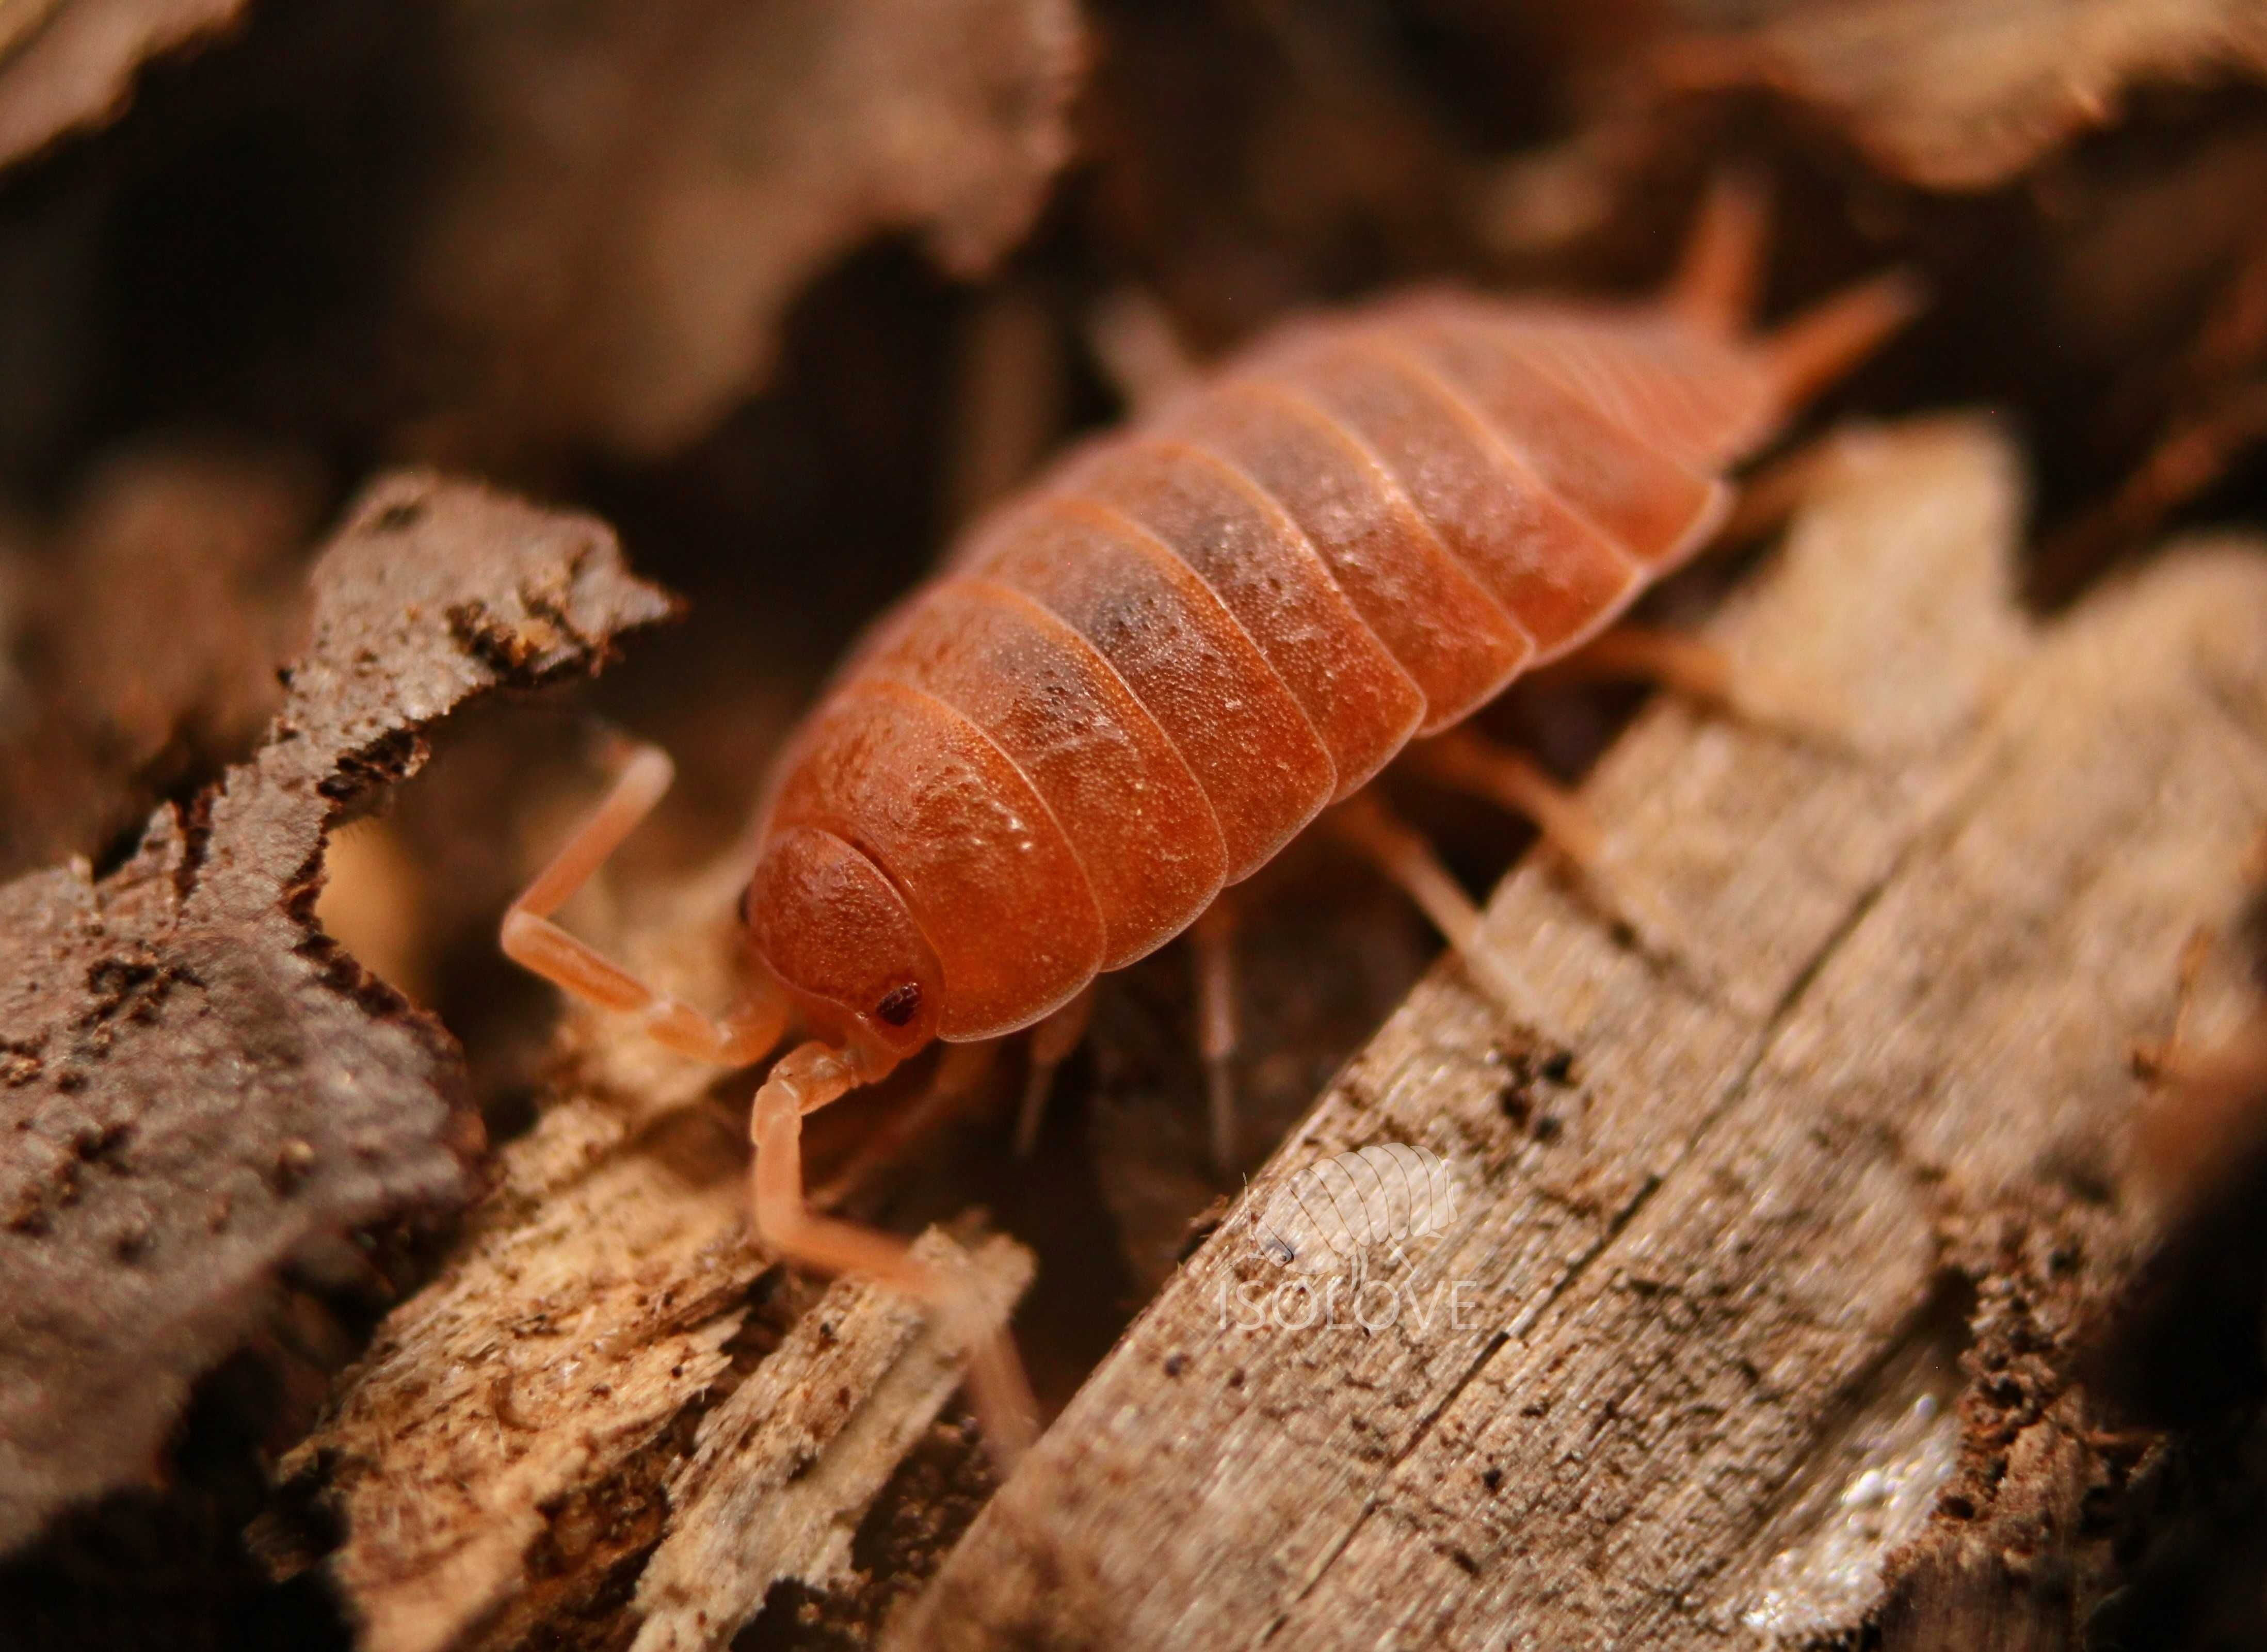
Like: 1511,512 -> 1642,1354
743,824 -> 943,1055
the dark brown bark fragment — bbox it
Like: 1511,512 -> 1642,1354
0,472 -> 671,1558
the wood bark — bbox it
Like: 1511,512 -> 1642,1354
0,473 -> 670,1559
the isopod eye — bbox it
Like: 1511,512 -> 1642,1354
874,982 -> 922,1027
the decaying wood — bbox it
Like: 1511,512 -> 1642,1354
0,473 -> 669,1559
265,1089 -> 771,1652
895,416 -> 2267,1648
631,1228 -> 1028,1652
272,871 -> 1034,1652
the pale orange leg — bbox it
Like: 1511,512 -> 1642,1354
1660,161 -> 1921,414
1190,900 -> 1243,1176
1546,623 -> 1856,755
1327,792 -> 1544,1029
1409,729 -> 1603,868
1087,286 -> 1203,413
1666,166 -> 1921,405
501,740 -> 786,1065
813,1040 -> 1004,1210
1707,433 -> 1847,554
1551,623 -> 1733,701
753,1042 -> 1041,1474
1406,727 -> 1692,966
1012,985 -> 1096,1159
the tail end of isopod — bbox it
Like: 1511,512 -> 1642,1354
1760,268 -> 1927,415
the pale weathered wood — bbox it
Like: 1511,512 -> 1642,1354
272,875 -> 1033,1652
278,1093 -> 765,1652
895,417 -> 2267,1648
631,1229 -> 1029,1652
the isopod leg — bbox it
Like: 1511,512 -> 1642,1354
1662,167 -> 1916,408
752,1041 -> 1041,1473
1549,623 -> 1854,753
1087,286 -> 1203,412
1552,622 -> 1730,700
1705,433 -> 1845,555
1327,792 -> 1545,1030
1408,729 -> 1602,868
813,1040 -> 1003,1210
1407,728 -> 1691,965
1191,899 -> 1243,1176
501,740 -> 786,1066
1012,985 -> 1096,1159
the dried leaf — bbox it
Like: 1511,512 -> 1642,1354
409,0 -> 1085,459
0,0 -> 246,172
0,473 -> 672,1558
1656,0 -> 2267,189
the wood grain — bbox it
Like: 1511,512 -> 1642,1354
274,875 -> 1033,1652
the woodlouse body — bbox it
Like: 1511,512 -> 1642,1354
501,190 -> 1913,1461
747,288 -> 1796,1053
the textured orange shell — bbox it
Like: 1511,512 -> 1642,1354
751,288 -> 1785,1042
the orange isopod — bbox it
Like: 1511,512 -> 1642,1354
502,182 -> 1916,1461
